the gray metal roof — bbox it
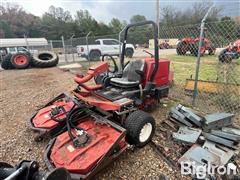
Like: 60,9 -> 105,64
0,38 -> 48,47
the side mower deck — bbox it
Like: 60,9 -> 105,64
44,118 -> 126,180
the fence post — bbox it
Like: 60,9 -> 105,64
61,35 -> 68,62
24,34 -> 29,50
50,40 -> 53,51
119,26 -> 126,72
192,6 -> 213,106
70,34 -> 75,62
86,31 -> 92,66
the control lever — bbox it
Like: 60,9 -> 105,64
143,49 -> 154,58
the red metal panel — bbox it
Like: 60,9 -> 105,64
143,58 -> 170,87
32,101 -> 74,129
50,120 -> 126,174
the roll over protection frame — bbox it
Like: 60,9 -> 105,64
120,20 -> 159,83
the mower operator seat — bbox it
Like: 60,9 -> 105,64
110,60 -> 146,88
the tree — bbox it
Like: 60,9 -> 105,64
109,18 -> 123,33
0,20 -> 14,38
130,15 -> 146,24
127,15 -> 151,44
47,5 -> 72,22
160,1 -> 221,26
41,6 -> 74,39
0,3 -> 42,38
75,10 -> 99,36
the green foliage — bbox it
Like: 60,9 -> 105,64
130,15 -> 146,24
0,3 -> 42,38
109,18 -> 123,33
0,20 -> 14,38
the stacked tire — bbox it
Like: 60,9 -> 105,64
1,51 -> 58,70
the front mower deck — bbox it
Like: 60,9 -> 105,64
44,117 -> 127,180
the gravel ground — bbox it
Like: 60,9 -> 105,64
0,67 -> 238,179
0,67 -> 183,179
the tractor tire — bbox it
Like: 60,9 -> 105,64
32,51 -> 59,68
124,110 -> 156,147
218,49 -> 232,63
125,48 -> 134,58
190,44 -> 199,57
1,54 -> 14,69
208,45 -> 215,55
10,53 -> 30,69
176,41 -> 188,55
89,50 -> 101,61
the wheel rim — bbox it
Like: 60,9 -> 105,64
139,123 -> 152,143
14,55 -> 27,65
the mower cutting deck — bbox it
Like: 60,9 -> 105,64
28,21 -> 173,179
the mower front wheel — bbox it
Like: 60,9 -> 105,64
124,110 -> 156,147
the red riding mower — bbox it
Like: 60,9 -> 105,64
27,21 -> 173,179
219,39 -> 240,63
176,37 -> 216,56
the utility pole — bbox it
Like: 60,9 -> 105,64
156,0 -> 160,37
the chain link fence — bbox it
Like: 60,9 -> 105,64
47,17 -> 239,114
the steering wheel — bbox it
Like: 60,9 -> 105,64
102,54 -> 118,73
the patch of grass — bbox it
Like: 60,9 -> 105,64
166,54 -> 240,85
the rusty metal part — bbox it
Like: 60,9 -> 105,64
172,126 -> 202,144
164,120 -> 178,131
149,141 -> 177,169
203,113 -> 234,131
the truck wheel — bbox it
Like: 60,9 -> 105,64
10,53 -> 30,69
125,48 -> 134,58
32,51 -> 58,68
89,50 -> 101,61
1,54 -> 14,69
124,110 -> 156,147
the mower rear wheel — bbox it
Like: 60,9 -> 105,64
124,110 -> 156,147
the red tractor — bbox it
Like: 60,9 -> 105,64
18,21 -> 174,180
176,37 -> 216,56
219,39 -> 240,63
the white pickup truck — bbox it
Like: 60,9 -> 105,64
77,39 -> 135,60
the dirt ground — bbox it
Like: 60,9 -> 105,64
0,67 -> 184,179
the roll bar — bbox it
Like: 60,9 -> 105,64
120,20 -> 159,82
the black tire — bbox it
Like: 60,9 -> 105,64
176,41 -> 188,55
32,51 -> 59,68
218,49 -> 232,63
124,110 -> 156,147
208,45 -> 215,55
89,50 -> 101,61
10,53 -> 30,69
190,44 -> 199,57
125,48 -> 134,58
1,54 -> 14,69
